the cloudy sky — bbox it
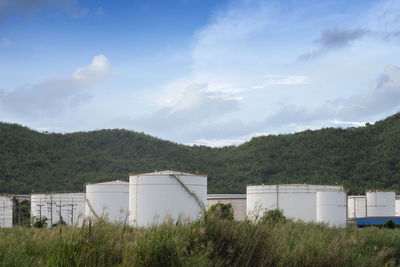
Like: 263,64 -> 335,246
1,0 -> 400,146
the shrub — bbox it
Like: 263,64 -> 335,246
261,209 -> 287,224
379,220 -> 396,229
205,203 -> 234,221
32,217 -> 48,228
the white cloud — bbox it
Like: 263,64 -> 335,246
189,132 -> 272,147
335,65 -> 400,119
189,138 -> 245,147
253,75 -> 309,89
131,83 -> 239,139
0,54 -> 111,117
36,126 -> 62,132
73,54 -> 111,82
330,120 -> 366,127
262,65 -> 400,127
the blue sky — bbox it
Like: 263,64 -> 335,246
1,0 -> 400,146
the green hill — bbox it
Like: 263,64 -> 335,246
1,113 -> 400,194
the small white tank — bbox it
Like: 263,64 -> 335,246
0,195 -> 13,228
316,191 -> 346,227
366,191 -> 395,217
85,180 -> 129,222
129,170 -> 207,226
396,198 -> 400,216
347,196 -> 366,219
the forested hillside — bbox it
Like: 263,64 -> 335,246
1,113 -> 400,194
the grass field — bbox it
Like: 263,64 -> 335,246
0,209 -> 399,266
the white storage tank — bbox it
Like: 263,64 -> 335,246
316,191 -> 347,227
396,197 -> 400,216
0,195 -> 13,228
129,170 -> 207,226
347,196 -> 366,219
247,184 -> 344,223
207,194 -> 246,221
85,180 -> 129,222
30,192 -> 85,226
366,191 -> 395,217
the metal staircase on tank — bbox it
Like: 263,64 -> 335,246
170,174 -> 205,212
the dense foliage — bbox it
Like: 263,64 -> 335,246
0,214 -> 398,266
2,112 -> 400,194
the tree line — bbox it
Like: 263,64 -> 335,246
1,113 -> 400,195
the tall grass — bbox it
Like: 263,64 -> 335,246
1,210 -> 399,266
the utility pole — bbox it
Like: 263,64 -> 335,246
47,194 -> 55,225
36,204 -> 44,220
55,200 -> 65,224
2,202 -> 5,228
50,194 -> 53,225
12,197 -> 16,226
68,203 -> 77,225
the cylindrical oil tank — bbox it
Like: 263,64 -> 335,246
247,184 -> 344,222
0,195 -> 13,228
316,191 -> 346,227
129,170 -> 207,226
85,180 -> 129,222
347,196 -> 366,219
396,198 -> 400,216
366,191 -> 395,217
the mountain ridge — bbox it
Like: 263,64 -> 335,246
1,113 -> 400,194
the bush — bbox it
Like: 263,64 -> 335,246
379,220 -> 396,229
205,203 -> 234,220
32,217 -> 48,228
261,209 -> 287,224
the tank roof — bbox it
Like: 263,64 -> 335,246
366,190 -> 396,193
247,183 -> 344,188
247,184 -> 345,193
86,180 -> 128,186
30,191 -> 84,195
207,194 -> 246,199
130,170 -> 207,177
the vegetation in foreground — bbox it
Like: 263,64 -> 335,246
0,207 -> 398,267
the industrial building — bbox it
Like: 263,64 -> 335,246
0,195 -> 13,228
129,170 -> 207,226
30,192 -> 85,226
85,180 -> 129,222
207,194 -> 246,221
